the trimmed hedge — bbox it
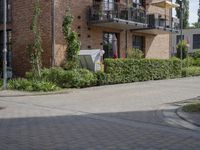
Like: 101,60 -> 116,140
193,58 -> 200,67
0,79 -> 2,88
26,68 -> 97,88
104,58 -> 182,84
182,67 -> 200,77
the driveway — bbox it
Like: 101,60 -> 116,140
0,77 -> 200,150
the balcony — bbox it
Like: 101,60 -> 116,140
88,2 -> 148,30
134,13 -> 180,34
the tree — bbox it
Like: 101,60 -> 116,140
176,0 -> 189,29
192,22 -> 200,28
27,0 -> 43,78
62,8 -> 80,70
192,0 -> 200,28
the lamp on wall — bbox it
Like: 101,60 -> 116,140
3,0 -> 7,90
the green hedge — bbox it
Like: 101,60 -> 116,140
27,68 -> 97,88
193,58 -> 200,67
104,58 -> 182,84
182,67 -> 200,77
0,79 -> 2,89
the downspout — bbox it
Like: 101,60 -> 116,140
51,0 -> 55,67
125,0 -> 128,58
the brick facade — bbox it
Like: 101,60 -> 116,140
6,0 -> 175,76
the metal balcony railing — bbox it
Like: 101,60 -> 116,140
147,13 -> 180,30
88,2 -> 147,24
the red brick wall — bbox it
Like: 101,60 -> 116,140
12,0 -> 52,76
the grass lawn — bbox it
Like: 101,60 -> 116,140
183,103 -> 200,112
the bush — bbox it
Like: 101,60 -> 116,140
104,58 -> 182,84
95,71 -> 112,85
28,68 -> 97,88
0,79 -> 2,88
182,67 -> 200,77
182,57 -> 195,67
192,49 -> 200,59
127,48 -> 144,59
193,58 -> 200,66
8,79 -> 60,92
176,40 -> 188,59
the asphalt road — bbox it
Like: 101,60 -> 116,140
0,77 -> 200,150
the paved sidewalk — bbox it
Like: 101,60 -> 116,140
0,77 -> 200,150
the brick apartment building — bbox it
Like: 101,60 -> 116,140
0,0 -> 179,76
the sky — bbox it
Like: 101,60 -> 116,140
172,0 -> 199,25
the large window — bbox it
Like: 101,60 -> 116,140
193,34 -> 200,49
133,35 -> 144,52
0,30 -> 12,68
0,0 -> 11,23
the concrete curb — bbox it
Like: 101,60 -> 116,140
158,98 -> 200,131
176,105 -> 200,127
0,89 -> 73,97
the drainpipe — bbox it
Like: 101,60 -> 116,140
51,0 -> 55,67
3,0 -> 7,89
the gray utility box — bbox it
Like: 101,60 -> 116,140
79,49 -> 103,72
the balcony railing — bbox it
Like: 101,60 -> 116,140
147,13 -> 180,31
88,2 -> 147,24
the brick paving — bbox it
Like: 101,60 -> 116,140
0,77 -> 200,150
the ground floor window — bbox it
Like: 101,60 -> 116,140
132,35 -> 144,52
193,34 -> 200,49
176,35 -> 184,44
103,32 -> 119,58
0,30 -> 12,70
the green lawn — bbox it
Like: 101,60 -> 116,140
183,103 -> 200,112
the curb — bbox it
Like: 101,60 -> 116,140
157,98 -> 200,131
0,89 -> 73,97
176,106 -> 200,127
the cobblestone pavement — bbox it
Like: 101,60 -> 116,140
0,77 -> 200,150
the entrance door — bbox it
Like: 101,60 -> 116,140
103,32 -> 119,58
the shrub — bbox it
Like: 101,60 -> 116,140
176,40 -> 188,60
28,68 -> 97,88
127,48 -> 144,59
95,71 -> 112,85
192,49 -> 200,59
193,58 -> 200,66
182,67 -> 200,77
104,58 -> 182,84
0,79 -> 2,88
8,79 -> 60,92
182,57 -> 195,67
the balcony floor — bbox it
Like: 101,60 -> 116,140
89,18 -> 148,30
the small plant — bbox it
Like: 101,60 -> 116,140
27,0 -> 43,78
62,8 -> 80,70
176,40 -> 188,60
8,79 -> 60,92
127,48 -> 144,59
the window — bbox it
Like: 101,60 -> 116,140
0,0 -> 11,23
103,32 -> 119,58
193,34 -> 200,49
176,35 -> 184,44
0,30 -> 12,68
133,35 -> 144,52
